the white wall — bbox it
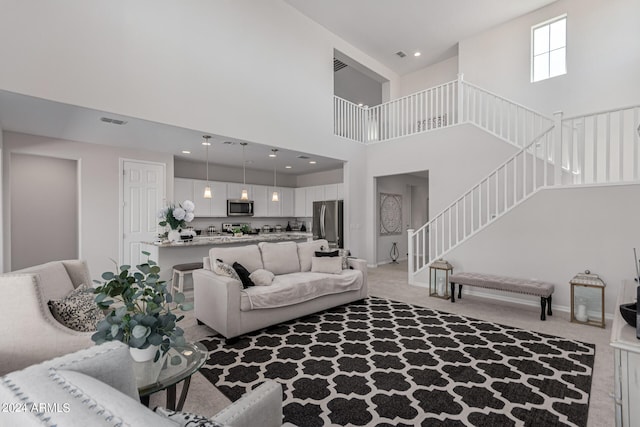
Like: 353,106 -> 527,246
426,183 -> 640,316
458,0 -> 640,117
0,0 -> 389,262
376,174 -> 428,264
364,125 -> 519,263
2,132 -> 174,276
0,128 -> 3,273
10,154 -> 78,270
398,56 -> 459,97
0,0 -> 394,159
296,168 -> 343,187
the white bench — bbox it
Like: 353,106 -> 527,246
448,272 -> 555,320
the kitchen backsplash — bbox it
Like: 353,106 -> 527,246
188,217 -> 312,233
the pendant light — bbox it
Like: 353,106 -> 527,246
271,149 -> 279,202
202,135 -> 212,199
240,142 -> 249,200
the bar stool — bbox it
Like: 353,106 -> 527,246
171,262 -> 204,297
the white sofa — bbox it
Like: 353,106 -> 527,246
0,260 -> 95,375
193,240 -> 368,339
0,341 -> 288,427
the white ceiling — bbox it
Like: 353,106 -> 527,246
286,0 -> 558,75
0,90 -> 344,175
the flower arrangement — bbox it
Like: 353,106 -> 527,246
91,252 -> 193,364
158,200 -> 195,230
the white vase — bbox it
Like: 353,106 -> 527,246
167,229 -> 181,243
129,345 -> 159,362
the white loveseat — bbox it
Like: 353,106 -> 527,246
193,239 -> 368,339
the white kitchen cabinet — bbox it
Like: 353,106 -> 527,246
227,183 -> 251,201
209,181 -> 228,216
174,178 -> 194,205
266,187 -> 281,217
611,280 -> 640,426
324,184 -> 338,200
281,187 -> 294,217
294,188 -> 307,217
187,180 -> 227,217
337,183 -> 345,200
252,185 -> 269,217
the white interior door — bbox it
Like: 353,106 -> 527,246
122,160 -> 165,267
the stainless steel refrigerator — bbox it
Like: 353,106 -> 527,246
312,200 -> 344,248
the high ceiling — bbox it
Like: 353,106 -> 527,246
0,1 -> 557,174
285,0 -> 557,75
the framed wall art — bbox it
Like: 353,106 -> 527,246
379,193 -> 402,236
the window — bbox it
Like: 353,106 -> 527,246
531,15 -> 566,82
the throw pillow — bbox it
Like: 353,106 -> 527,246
311,256 -> 343,274
48,284 -> 105,332
249,269 -> 275,286
213,259 -> 241,282
314,250 -> 340,258
315,249 -> 350,269
233,262 -> 255,288
154,407 -> 227,427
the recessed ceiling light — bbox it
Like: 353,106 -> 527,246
269,149 -> 278,158
201,135 -> 212,146
358,103 -> 363,107
414,51 -> 421,57
201,142 -> 211,146
309,160 -> 317,164
181,150 -> 191,154
285,165 -> 292,169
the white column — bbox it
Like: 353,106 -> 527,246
407,228 -> 415,285
457,72 -> 464,124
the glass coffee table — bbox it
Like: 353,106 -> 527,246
137,341 -> 208,411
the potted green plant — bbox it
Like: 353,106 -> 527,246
91,252 -> 193,364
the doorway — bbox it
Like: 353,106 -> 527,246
121,159 -> 166,267
375,172 -> 428,265
10,153 -> 78,270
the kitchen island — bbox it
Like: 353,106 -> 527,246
142,232 -> 312,282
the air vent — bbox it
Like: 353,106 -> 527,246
395,51 -> 407,58
333,58 -> 348,72
100,117 -> 128,125
297,155 -> 310,159
223,141 -> 235,145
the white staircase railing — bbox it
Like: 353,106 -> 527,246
407,104 -> 640,281
333,76 -> 554,149
461,81 -> 554,148
334,96 -> 367,142
407,125 -> 556,279
561,105 -> 640,185
366,80 -> 458,142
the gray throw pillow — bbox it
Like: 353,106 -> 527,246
48,284 -> 104,332
213,259 -> 241,282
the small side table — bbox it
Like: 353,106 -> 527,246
137,341 -> 207,411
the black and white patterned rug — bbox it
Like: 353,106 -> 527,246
200,298 -> 595,427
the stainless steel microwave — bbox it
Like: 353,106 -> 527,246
227,199 -> 254,216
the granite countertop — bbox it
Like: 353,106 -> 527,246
145,232 -> 313,248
